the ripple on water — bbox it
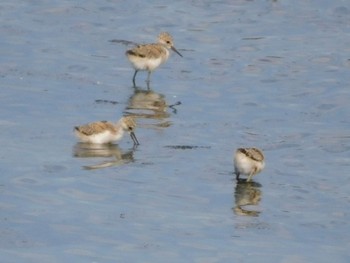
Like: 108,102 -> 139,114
58,188 -> 108,202
0,229 -> 40,249
317,134 -> 350,153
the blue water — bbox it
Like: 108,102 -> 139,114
1,0 -> 350,262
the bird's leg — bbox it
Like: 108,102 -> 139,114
246,172 -> 254,182
235,172 -> 240,181
132,70 -> 138,87
146,71 -> 152,89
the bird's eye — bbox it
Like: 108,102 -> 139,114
128,126 -> 133,131
166,41 -> 171,44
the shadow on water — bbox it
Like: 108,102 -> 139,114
73,143 -> 136,170
124,85 -> 181,129
233,180 -> 263,217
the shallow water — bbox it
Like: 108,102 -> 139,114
1,0 -> 350,262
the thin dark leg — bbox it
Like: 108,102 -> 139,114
132,70 -> 138,86
146,71 -> 151,89
236,173 -> 240,181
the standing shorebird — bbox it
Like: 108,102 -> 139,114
74,116 -> 139,145
234,148 -> 265,182
126,32 -> 182,86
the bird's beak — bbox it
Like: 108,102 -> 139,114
171,46 -> 183,57
130,131 -> 139,145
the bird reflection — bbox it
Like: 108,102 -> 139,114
233,181 -> 262,217
73,143 -> 135,170
124,87 -> 180,129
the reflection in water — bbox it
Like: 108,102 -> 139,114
233,181 -> 262,217
124,88 -> 180,129
73,143 -> 135,170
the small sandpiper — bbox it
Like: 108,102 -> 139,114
126,32 -> 182,86
234,147 -> 265,182
74,116 -> 139,145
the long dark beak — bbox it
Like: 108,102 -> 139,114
171,46 -> 183,57
130,131 -> 139,145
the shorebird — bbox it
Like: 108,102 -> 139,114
74,116 -> 139,145
125,32 -> 182,86
234,148 -> 265,182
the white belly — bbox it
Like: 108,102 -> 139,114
129,56 -> 164,71
77,130 -> 123,144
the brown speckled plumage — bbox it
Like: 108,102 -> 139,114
75,121 -> 117,136
237,148 -> 264,162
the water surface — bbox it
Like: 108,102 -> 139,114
1,0 -> 350,262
